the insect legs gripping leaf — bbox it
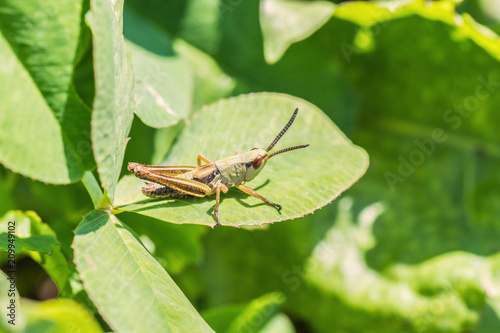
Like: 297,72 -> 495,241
128,108 -> 309,227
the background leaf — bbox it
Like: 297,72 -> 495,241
118,212 -> 206,274
0,0 -> 94,184
124,7 -> 193,128
0,211 -> 57,254
21,298 -> 103,333
116,92 -> 368,227
260,0 -> 335,64
202,292 -> 290,333
338,0 -> 500,268
90,0 -> 134,204
0,211 -> 71,295
73,210 -> 214,332
189,197 -> 500,333
0,264 -> 22,330
124,0 -> 358,131
0,269 -> 102,333
172,38 -> 236,110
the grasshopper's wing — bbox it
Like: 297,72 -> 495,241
141,173 -> 213,197
140,165 -> 196,176
193,163 -> 218,180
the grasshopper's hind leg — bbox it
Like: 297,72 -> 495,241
141,183 -> 194,199
236,185 -> 282,211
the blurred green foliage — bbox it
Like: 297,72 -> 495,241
0,0 -> 500,332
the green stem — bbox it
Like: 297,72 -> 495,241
82,171 -> 111,210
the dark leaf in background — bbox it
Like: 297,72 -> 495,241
0,0 -> 94,184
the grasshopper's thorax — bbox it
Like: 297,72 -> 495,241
215,148 -> 268,185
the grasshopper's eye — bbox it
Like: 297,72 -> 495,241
252,156 -> 263,169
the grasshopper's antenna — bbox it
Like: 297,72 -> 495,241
266,108 -> 299,152
268,144 -> 309,159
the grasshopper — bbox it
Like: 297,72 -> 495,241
128,108 -> 309,226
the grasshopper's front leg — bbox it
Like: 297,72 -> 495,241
214,183 -> 229,227
236,185 -> 282,211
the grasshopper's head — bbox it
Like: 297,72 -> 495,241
243,148 -> 269,182
128,162 -> 145,178
244,108 -> 309,182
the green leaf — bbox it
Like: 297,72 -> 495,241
152,122 -> 185,165
173,38 -> 236,110
115,92 -> 368,227
0,270 -> 102,333
0,270 -> 21,331
123,0 -> 237,110
11,175 -> 93,224
0,211 -> 58,254
259,313 -> 296,333
192,197 -> 499,333
224,292 -> 285,333
90,0 -> 135,204
0,211 -> 71,294
124,6 -> 193,128
202,292 -> 288,333
475,297 -> 500,333
0,0 -> 94,184
124,0 -> 358,130
337,0 -> 500,266
22,298 -> 104,333
73,210 -> 213,332
118,212 -> 206,274
127,0 -> 221,54
189,202 -> 335,306
298,199 -> 483,333
458,0 -> 500,35
260,0 -> 335,64
121,116 -> 159,174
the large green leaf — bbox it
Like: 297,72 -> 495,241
90,0 -> 134,204
115,93 -> 368,227
0,0 -> 94,184
73,210 -> 213,332
118,212 -> 206,274
124,6 -> 193,128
